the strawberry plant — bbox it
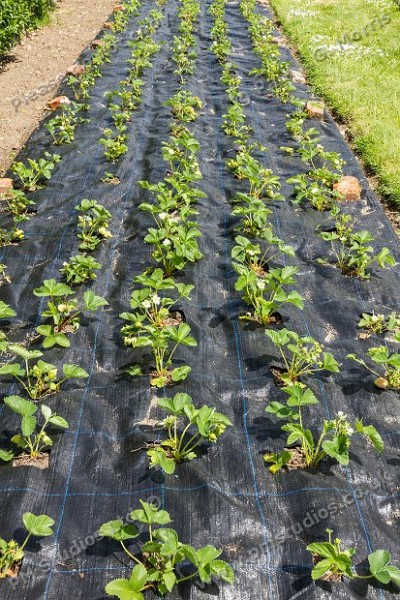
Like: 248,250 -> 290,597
0,512 -> 54,578
60,254 -> 102,285
143,224 -> 202,276
347,347 -> 400,389
46,102 -> 89,145
76,199 -> 112,250
34,280 -> 108,347
231,193 -> 273,238
318,209 -> 395,278
0,396 -> 68,463
123,322 -> 197,388
0,264 -> 10,286
0,301 -> 16,352
307,529 -> 400,585
358,311 -> 400,341
265,328 -> 339,384
0,224 -> 24,247
0,344 -> 88,399
99,127 -> 129,162
164,90 -> 202,122
0,188 -> 34,219
233,263 -> 303,325
10,152 -> 61,191
226,146 -> 283,200
232,234 -> 295,273
222,102 -> 252,140
120,268 -> 193,333
287,172 -> 340,212
147,393 -> 231,474
264,384 -> 383,472
99,500 -> 234,598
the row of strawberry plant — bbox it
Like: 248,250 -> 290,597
103,0 -> 235,597
0,0 -> 140,248
0,197 -> 112,464
209,0 -> 400,589
240,0 -> 395,279
239,0 -> 400,388
120,0 -> 203,389
209,0 -> 383,474
100,3 -> 166,163
238,0 -> 400,586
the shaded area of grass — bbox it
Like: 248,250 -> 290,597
268,0 -> 400,206
0,0 -> 55,59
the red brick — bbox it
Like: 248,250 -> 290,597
0,178 -> 13,194
67,64 -> 85,77
306,100 -> 324,119
48,96 -> 71,111
333,176 -> 362,201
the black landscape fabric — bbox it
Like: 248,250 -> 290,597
0,0 -> 399,599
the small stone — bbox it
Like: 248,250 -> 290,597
104,21 -> 114,29
271,36 -> 286,46
48,96 -> 71,111
91,39 -> 104,48
333,176 -> 362,201
67,64 -> 85,77
113,4 -> 125,11
290,69 -> 306,84
306,100 -> 325,119
0,178 -> 13,194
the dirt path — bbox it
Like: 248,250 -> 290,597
0,0 -> 117,174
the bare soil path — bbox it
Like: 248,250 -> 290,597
0,0 -> 116,173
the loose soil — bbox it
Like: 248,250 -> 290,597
0,0 -> 116,174
12,452 -> 50,469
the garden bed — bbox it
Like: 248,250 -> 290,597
0,0 -> 399,598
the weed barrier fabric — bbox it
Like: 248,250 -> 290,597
0,0 -> 399,599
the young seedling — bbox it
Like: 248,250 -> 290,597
34,280 -> 108,347
358,311 -> 400,341
124,322 -> 197,388
0,396 -> 68,463
0,264 -> 11,287
265,328 -> 339,385
99,127 -> 129,162
318,210 -> 395,279
0,301 -> 16,352
101,172 -> 120,185
99,500 -> 234,598
307,529 -> 400,585
231,193 -> 273,238
0,344 -> 88,400
165,90 -> 203,122
147,393 -> 231,474
46,103 -> 89,145
0,224 -> 25,247
120,268 -> 193,333
0,512 -> 54,578
0,188 -> 35,219
347,347 -> 400,389
232,234 -> 295,274
233,261 -> 303,325
226,147 -> 283,200
10,152 -> 61,191
143,224 -> 203,276
264,384 -> 383,472
76,199 -> 112,250
60,254 -> 102,285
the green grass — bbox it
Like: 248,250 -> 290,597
268,0 -> 400,206
0,0 -> 55,58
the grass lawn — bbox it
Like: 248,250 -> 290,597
267,0 -> 400,206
